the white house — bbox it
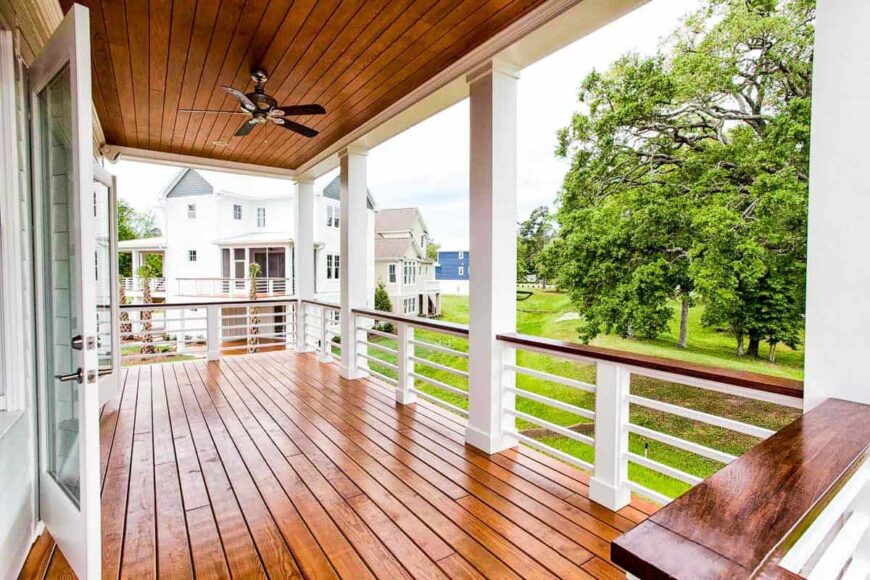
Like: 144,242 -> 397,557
118,169 -> 377,305
374,207 -> 441,316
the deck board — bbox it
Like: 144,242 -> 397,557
19,351 -> 654,579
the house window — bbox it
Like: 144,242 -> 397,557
233,204 -> 242,220
388,264 -> 396,283
403,261 -> 417,285
458,250 -> 464,259
326,253 -> 340,280
458,266 -> 464,276
188,250 -> 197,262
403,297 -> 417,315
326,205 -> 340,228
187,203 -> 196,219
257,207 -> 266,228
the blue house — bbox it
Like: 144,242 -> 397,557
436,250 -> 470,280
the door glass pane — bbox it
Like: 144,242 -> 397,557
38,64 -> 80,505
94,180 -> 112,371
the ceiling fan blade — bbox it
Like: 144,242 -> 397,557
222,86 -> 256,112
273,117 -> 318,138
178,108 -> 250,115
234,119 -> 258,137
274,104 -> 326,116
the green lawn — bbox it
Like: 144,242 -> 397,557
363,291 -> 802,501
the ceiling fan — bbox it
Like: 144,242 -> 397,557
179,70 -> 325,138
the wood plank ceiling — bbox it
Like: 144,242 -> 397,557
59,0 -> 548,170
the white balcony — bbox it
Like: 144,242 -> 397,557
175,277 -> 294,298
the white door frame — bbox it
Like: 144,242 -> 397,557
29,5 -> 101,578
95,162 -> 121,404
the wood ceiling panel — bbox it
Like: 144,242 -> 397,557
61,0 -> 549,170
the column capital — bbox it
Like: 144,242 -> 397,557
338,144 -> 368,159
295,174 -> 316,186
466,58 -> 521,85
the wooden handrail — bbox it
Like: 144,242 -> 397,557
351,308 -> 469,336
611,398 -> 870,579
120,296 -> 299,310
300,299 -> 340,309
497,332 -> 804,398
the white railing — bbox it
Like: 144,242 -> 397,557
121,277 -> 166,293
351,308 -> 470,415
299,300 -> 341,361
780,459 -> 870,579
425,280 -> 441,292
496,333 -> 804,509
119,297 -> 297,365
176,277 -> 294,297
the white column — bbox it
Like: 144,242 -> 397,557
131,250 -> 140,289
295,177 -> 315,352
465,59 -> 519,454
804,0 -> 870,409
339,146 -> 369,379
590,362 -> 631,510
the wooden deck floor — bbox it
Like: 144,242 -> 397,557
20,351 -> 655,579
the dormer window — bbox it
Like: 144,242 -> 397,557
233,204 -> 242,220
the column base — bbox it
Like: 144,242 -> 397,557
589,477 -> 631,511
339,365 -> 368,380
395,389 -> 417,405
465,424 -> 517,454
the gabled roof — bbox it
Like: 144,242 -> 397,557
322,175 -> 376,210
164,168 -> 213,198
375,238 -> 413,260
375,207 -> 427,234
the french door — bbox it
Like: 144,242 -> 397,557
30,5 -> 102,578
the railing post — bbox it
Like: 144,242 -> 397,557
396,323 -> 416,405
176,308 -> 186,353
319,307 -> 331,362
296,302 -> 311,352
206,305 -> 221,361
590,361 -> 631,510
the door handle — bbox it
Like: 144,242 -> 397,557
55,368 -> 83,383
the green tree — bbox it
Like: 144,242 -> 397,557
551,0 -> 812,357
374,281 -> 395,334
118,200 -> 164,277
517,206 -> 555,284
426,239 -> 441,262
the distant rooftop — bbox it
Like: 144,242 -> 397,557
322,175 -> 376,210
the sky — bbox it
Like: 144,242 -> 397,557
112,0 -> 701,251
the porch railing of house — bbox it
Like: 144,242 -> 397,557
299,299 -> 342,361
176,277 -> 295,297
119,297 -> 297,364
425,280 -> 441,292
121,277 -> 166,293
352,307 -> 470,414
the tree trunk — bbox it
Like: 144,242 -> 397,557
768,341 -> 778,363
247,265 -> 260,354
677,297 -> 689,349
748,335 -> 760,358
141,277 -> 155,355
736,331 -> 745,357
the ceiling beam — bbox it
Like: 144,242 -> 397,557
102,145 -> 297,179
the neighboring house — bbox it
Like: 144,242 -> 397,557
436,250 -> 470,295
118,169 -> 376,305
375,207 -> 441,316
